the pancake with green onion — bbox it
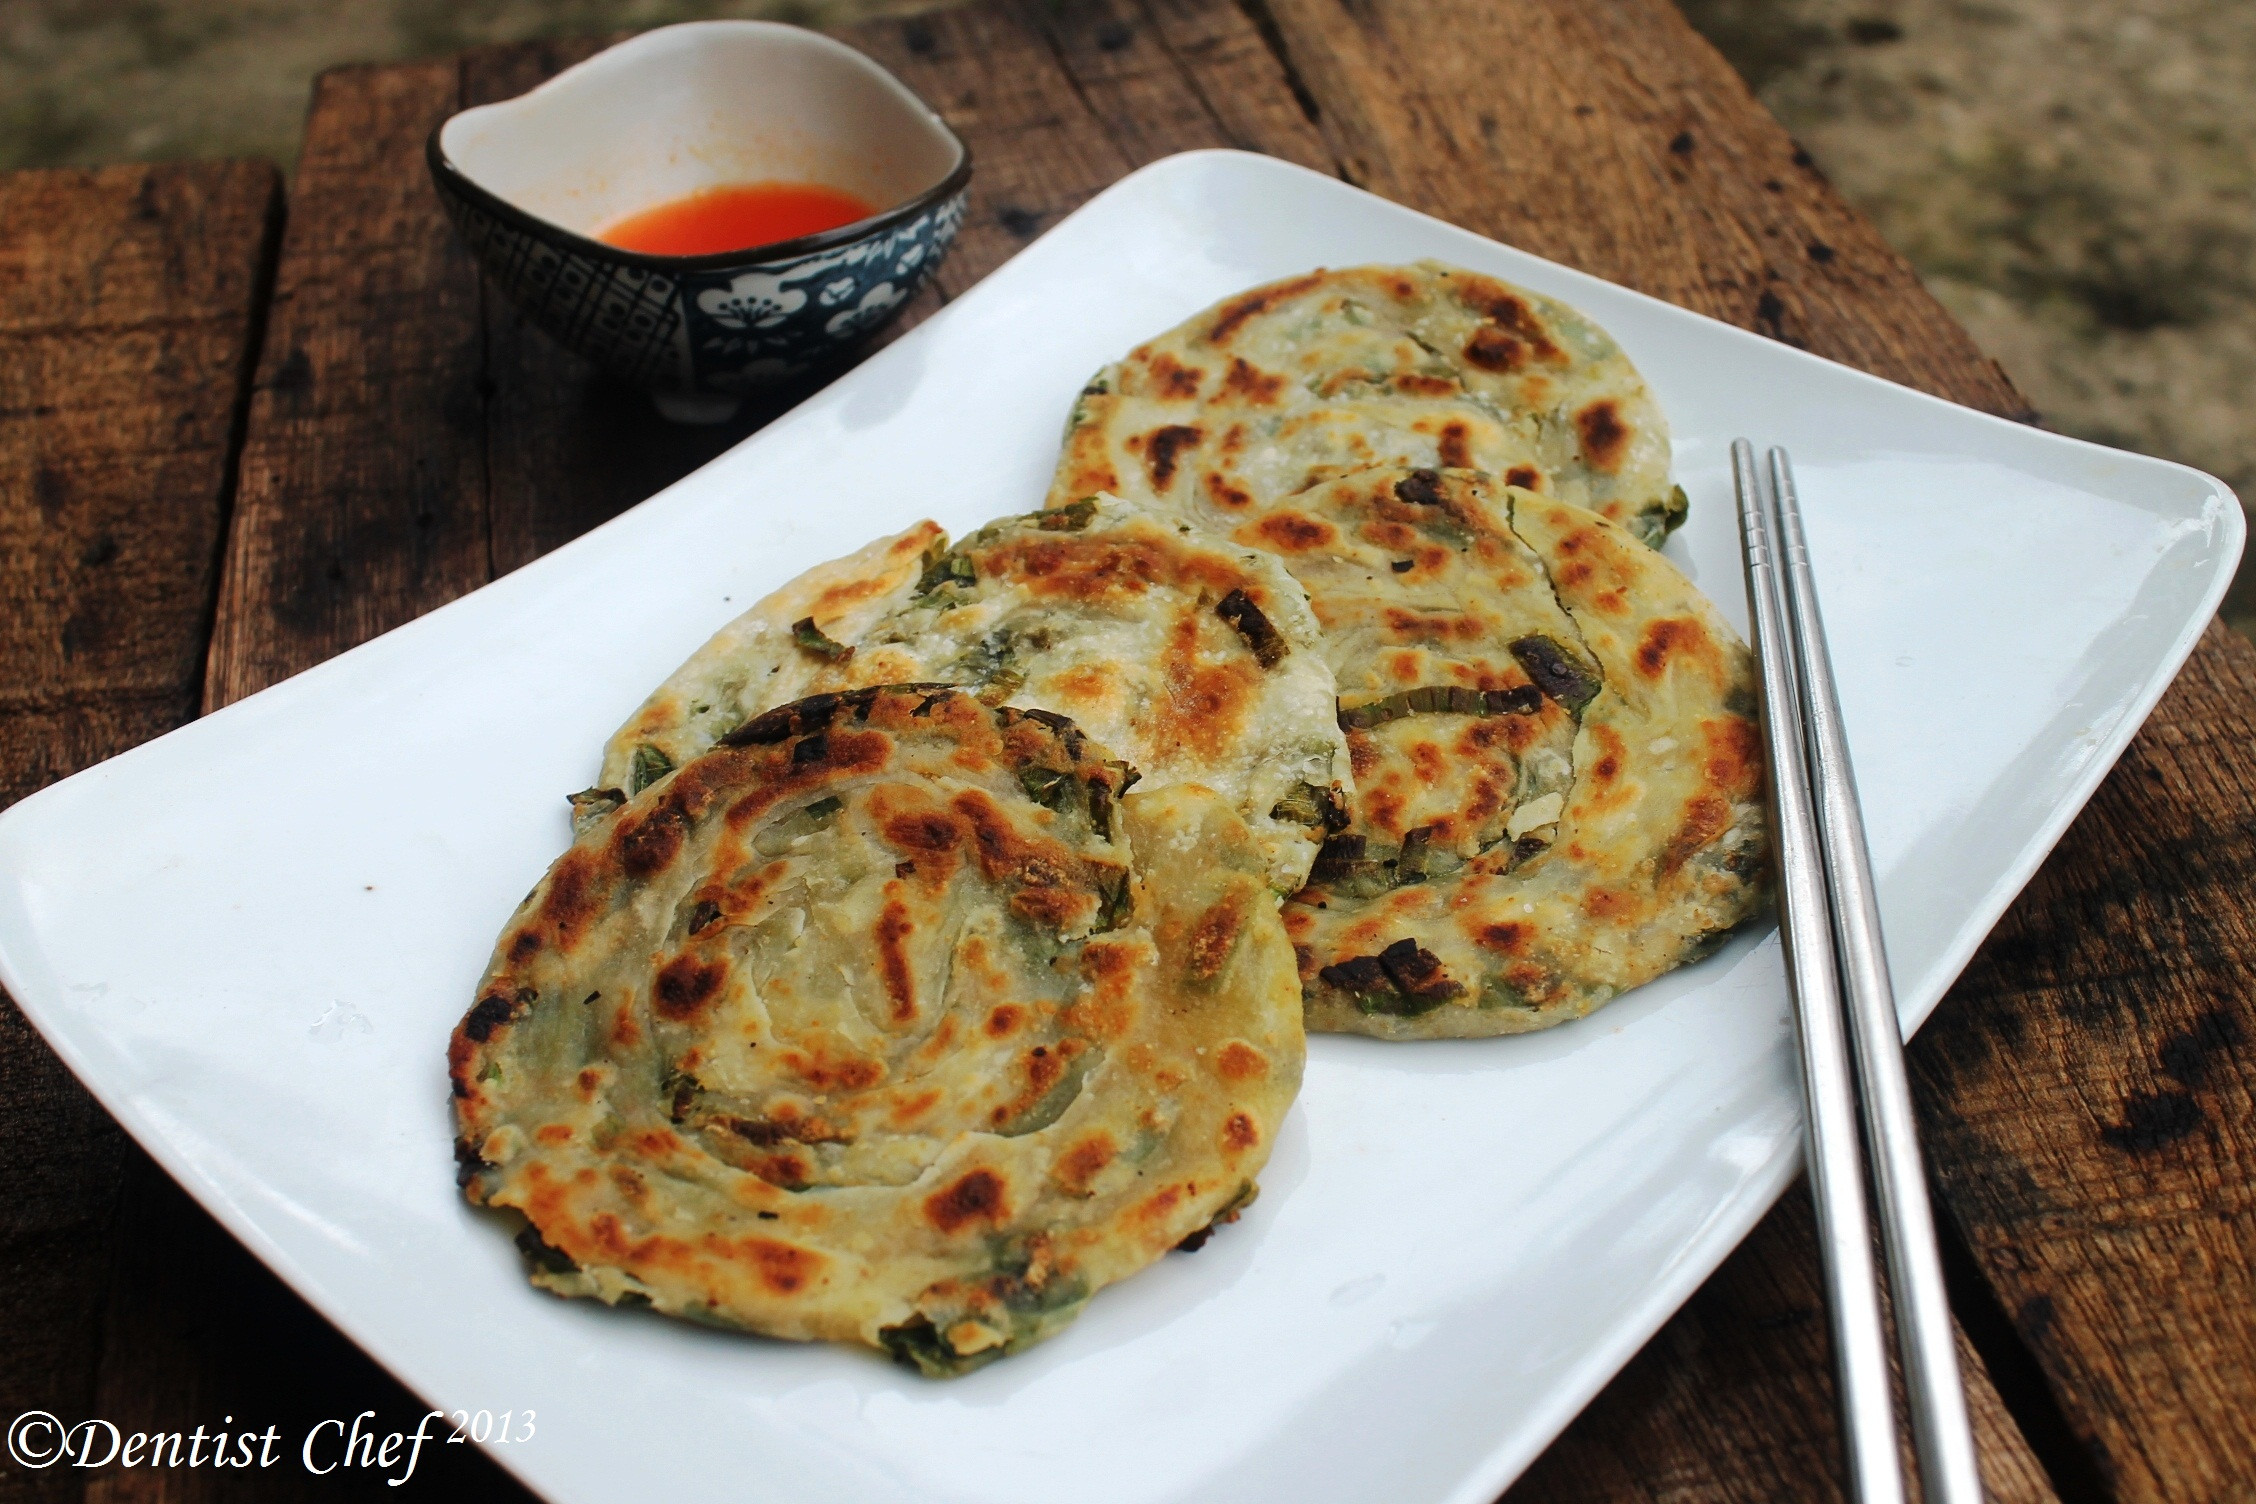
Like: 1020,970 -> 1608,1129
1049,261 -> 1685,548
589,495 -> 1347,893
453,686 -> 1305,1373
1106,465 -> 1766,1037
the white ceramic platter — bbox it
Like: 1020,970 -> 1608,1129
0,152 -> 2239,1504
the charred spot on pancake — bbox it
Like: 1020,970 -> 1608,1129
884,807 -> 966,854
1186,889 -> 1250,982
1204,472 -> 1254,510
875,900 -> 919,1021
1437,421 -> 1472,469
1250,510 -> 1335,552
1393,469 -> 1447,508
1206,271 -> 1325,344
653,953 -> 728,1022
617,800 -> 690,878
1703,715 -> 1764,797
1575,399 -> 1630,472
1477,921 -> 1530,954
1222,356 -> 1286,404
1379,939 -> 1464,1007
1216,1041 -> 1269,1081
1505,466 -> 1541,490
1661,793 -> 1733,874
463,990 -> 524,1043
926,1168 -> 1010,1234
1148,352 -> 1205,398
1216,589 -> 1289,668
744,1238 -> 822,1295
1464,284 -> 1567,364
1143,425 -> 1203,490
1635,616 -> 1712,680
1054,1133 -> 1117,1194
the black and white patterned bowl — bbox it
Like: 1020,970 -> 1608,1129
429,22 -> 970,422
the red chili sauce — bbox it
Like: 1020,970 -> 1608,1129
598,181 -> 876,257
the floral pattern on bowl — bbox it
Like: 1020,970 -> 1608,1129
427,21 -> 972,418
686,195 -> 966,390
434,179 -> 966,399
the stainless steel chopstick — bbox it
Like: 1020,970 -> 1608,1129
1770,447 -> 1983,1504
1734,439 -> 1906,1504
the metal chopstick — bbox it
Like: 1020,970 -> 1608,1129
1769,447 -> 1983,1504
1733,439 -> 1906,1504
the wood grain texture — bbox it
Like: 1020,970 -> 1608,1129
1506,1195 -> 2058,1504
79,1157 -> 525,1504
0,163 -> 279,804
0,160 -> 278,1504
201,59 -> 485,710
1910,618 -> 2256,1504
1251,0 -> 2031,419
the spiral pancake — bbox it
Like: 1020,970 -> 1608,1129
453,686 -> 1305,1373
1110,466 -> 1766,1038
591,495 -> 1347,892
1048,261 -> 1684,548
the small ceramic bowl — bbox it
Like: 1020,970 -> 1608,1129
429,21 -> 970,422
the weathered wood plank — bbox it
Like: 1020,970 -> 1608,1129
74,67 -> 540,1504
82,1159 -> 526,1504
1911,618 -> 2256,1504
1507,1195 -> 2059,1504
1015,0 -> 1332,173
202,60 -> 486,710
0,159 -> 279,1504
855,4 -> 1140,287
1252,0 -> 2031,419
0,162 -> 279,804
855,0 -> 1330,293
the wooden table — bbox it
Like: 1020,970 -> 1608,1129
4,2 -> 2252,1500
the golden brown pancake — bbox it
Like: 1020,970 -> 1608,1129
588,496 -> 1347,893
453,687 -> 1305,1371
1061,465 -> 1767,1037
1050,261 -> 1685,548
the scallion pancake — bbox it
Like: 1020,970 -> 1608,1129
452,687 -> 1305,1372
1049,261 -> 1685,548
1084,465 -> 1767,1037
590,495 -> 1347,893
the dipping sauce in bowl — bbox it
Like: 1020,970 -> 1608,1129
599,180 -> 877,257
428,20 -> 971,421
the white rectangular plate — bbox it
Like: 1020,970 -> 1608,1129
0,151 -> 2239,1504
